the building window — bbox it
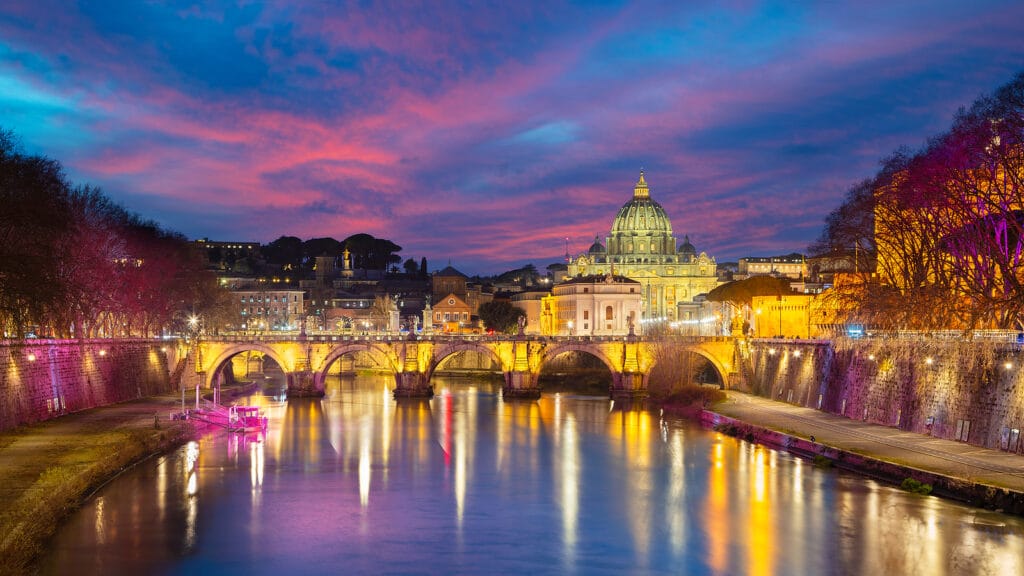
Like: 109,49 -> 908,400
606,306 -> 613,320
583,288 -> 589,293
584,311 -> 589,320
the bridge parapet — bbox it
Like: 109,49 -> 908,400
209,332 -> 736,344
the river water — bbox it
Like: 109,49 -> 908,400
40,374 -> 1024,575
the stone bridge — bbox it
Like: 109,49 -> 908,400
180,333 -> 742,399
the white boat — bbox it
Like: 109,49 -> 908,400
227,405 -> 268,433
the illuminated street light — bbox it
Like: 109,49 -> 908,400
99,349 -> 107,357
925,357 -> 934,365
27,353 -> 36,362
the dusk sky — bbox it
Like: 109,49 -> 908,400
3,1 -> 1024,275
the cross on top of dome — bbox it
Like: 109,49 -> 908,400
633,170 -> 649,199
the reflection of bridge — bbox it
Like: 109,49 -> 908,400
181,334 -> 742,399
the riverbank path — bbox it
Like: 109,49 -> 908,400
710,391 -> 1024,493
0,395 -> 185,512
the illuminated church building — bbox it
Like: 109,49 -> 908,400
567,172 -> 719,322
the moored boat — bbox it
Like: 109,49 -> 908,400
227,405 -> 268,433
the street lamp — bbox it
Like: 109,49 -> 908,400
568,320 -> 574,337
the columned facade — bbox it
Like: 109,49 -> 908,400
540,274 -> 641,336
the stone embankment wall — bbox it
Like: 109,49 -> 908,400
742,338 -> 1024,453
0,339 -> 178,432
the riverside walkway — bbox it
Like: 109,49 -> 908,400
0,395 -> 191,574
708,391 -> 1024,505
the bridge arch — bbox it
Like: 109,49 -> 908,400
204,343 -> 291,389
538,341 -> 620,376
316,342 -> 402,382
426,342 -> 506,383
648,344 -> 730,389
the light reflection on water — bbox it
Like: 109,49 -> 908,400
40,373 -> 1024,575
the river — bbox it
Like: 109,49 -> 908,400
39,373 -> 1024,575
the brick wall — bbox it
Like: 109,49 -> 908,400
744,339 -> 1024,452
0,340 -> 174,432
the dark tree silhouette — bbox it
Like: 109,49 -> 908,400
477,301 -> 526,334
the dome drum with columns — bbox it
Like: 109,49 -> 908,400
567,172 -> 720,321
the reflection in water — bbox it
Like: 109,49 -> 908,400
558,400 -> 579,572
665,426 -> 686,560
40,373 -> 1024,576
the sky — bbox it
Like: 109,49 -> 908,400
2,1 -> 1024,275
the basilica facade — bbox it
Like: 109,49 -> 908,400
566,172 -> 719,322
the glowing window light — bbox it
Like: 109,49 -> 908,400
768,349 -> 776,355
793,350 -> 801,357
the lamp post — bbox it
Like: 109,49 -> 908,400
568,320 -> 574,337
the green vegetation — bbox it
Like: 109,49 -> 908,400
900,477 -> 934,495
812,455 -> 833,468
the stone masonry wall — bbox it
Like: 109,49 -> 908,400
743,338 -> 1024,453
0,339 -> 174,432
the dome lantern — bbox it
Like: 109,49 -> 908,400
633,170 -> 650,199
